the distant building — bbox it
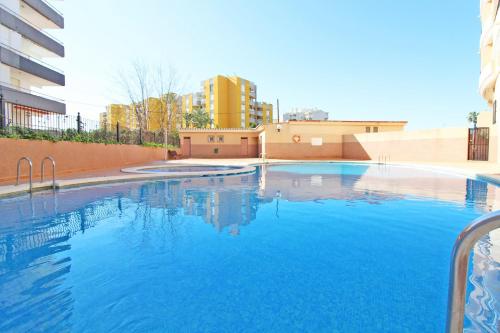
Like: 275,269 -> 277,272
100,95 -> 181,131
104,75 -> 273,130
283,108 -> 328,121
195,75 -> 273,128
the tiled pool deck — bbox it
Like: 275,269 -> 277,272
1,158 -> 499,198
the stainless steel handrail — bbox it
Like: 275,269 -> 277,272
446,210 -> 500,332
41,156 -> 56,190
16,156 -> 33,192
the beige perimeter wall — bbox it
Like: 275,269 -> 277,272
0,138 -> 165,183
342,128 -> 470,162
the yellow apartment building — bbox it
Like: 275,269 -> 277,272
101,104 -> 137,130
189,75 -> 273,128
103,75 -> 272,130
101,95 -> 181,131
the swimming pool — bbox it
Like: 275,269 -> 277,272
0,163 -> 498,332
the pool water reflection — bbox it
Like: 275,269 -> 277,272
0,163 -> 499,332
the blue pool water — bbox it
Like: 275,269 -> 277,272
0,163 -> 499,332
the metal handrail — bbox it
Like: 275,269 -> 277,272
16,157 -> 33,192
446,210 -> 500,332
41,156 -> 56,190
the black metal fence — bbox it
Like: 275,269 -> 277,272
0,102 -> 180,146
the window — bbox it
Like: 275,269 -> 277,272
208,135 -> 215,143
365,127 -> 371,133
494,100 -> 497,124
373,127 -> 378,133
217,135 -> 224,143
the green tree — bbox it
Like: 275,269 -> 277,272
191,109 -> 211,128
467,111 -> 479,128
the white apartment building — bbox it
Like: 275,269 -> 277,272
283,107 -> 329,122
0,0 -> 65,127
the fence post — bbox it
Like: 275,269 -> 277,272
76,112 -> 82,133
116,122 -> 120,143
0,93 -> 4,130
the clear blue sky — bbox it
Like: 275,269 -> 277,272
45,0 -> 484,129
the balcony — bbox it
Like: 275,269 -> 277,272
0,81 -> 66,114
20,0 -> 64,29
0,42 -> 65,86
0,4 -> 64,57
479,62 -> 497,102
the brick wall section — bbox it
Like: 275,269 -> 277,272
0,138 -> 165,182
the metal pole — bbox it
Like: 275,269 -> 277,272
276,98 -> 280,124
77,112 -> 82,133
446,210 -> 500,332
116,122 -> 120,142
0,93 -> 4,130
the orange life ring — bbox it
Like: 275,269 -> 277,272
292,135 -> 301,143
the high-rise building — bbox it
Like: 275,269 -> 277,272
283,108 -> 329,122
0,0 -> 65,126
197,75 -> 273,128
479,0 -> 500,160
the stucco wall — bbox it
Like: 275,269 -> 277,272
262,122 -> 406,159
180,130 -> 259,158
342,128 -> 469,162
0,138 -> 165,182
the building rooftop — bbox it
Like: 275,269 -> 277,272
286,120 -> 408,124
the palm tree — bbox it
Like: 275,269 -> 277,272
183,112 -> 194,128
467,111 -> 479,129
467,111 -> 480,160
191,109 -> 211,128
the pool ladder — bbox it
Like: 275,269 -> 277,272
377,155 -> 390,164
446,210 -> 500,332
16,157 -> 33,193
16,156 -> 56,193
41,156 -> 56,190
259,152 -> 266,163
